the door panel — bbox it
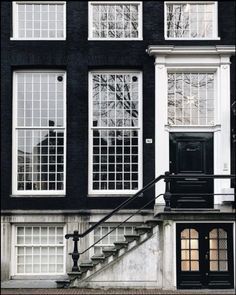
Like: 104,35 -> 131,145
170,133 -> 213,208
177,223 -> 234,289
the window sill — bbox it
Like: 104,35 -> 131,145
165,37 -> 221,41
165,124 -> 221,132
10,37 -> 66,41
10,194 -> 66,198
88,37 -> 143,41
87,193 -> 143,198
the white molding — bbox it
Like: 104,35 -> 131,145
88,1 -> 143,41
164,1 -> 219,40
11,1 -> 66,41
12,70 -> 67,196
147,46 -> 235,205
88,70 -> 143,196
147,45 -> 236,56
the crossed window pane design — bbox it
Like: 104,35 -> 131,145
209,228 -> 228,271
168,72 -> 215,126
166,3 -> 216,38
14,2 -> 65,39
14,72 -> 66,193
90,3 -> 141,39
16,226 -> 65,274
90,72 -> 141,192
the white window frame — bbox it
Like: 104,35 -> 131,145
167,69 -> 218,127
12,70 -> 67,196
89,223 -> 137,257
11,1 -> 66,41
164,1 -> 220,40
88,1 -> 143,41
11,224 -> 67,277
88,70 -> 143,195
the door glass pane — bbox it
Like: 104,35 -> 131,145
209,228 -> 228,272
180,228 -> 199,271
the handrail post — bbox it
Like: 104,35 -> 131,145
65,230 -> 80,272
164,171 -> 172,211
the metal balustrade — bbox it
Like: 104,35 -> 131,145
65,172 -> 235,272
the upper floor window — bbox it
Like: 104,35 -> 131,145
168,72 -> 215,126
89,71 -> 142,194
88,2 -> 142,40
12,71 -> 66,195
12,1 -> 66,40
165,1 -> 219,40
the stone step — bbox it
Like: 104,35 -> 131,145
102,247 -> 118,257
135,225 -> 152,234
145,219 -> 162,227
124,234 -> 140,242
79,262 -> 94,272
90,255 -> 106,265
113,240 -> 129,250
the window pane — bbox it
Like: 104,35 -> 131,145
168,72 -> 215,126
15,72 -> 65,193
91,3 -> 140,39
16,226 -> 64,274
166,2 -> 216,38
91,72 -> 141,192
15,3 -> 65,39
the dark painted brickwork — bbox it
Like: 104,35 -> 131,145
1,1 -> 235,210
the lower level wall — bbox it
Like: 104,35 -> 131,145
0,210 -> 153,283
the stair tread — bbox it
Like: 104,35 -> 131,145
124,234 -> 140,237
114,240 -> 129,244
91,255 -> 106,259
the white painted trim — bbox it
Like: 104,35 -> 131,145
11,1 -> 66,41
88,1 -> 143,41
147,46 -> 235,205
88,70 -> 143,196
164,1 -> 219,40
11,223 -> 67,277
12,70 -> 67,196
147,45 -> 236,56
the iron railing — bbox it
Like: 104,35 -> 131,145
65,172 -> 235,272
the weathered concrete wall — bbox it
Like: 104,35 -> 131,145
78,226 -> 162,288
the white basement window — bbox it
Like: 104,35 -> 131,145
167,72 -> 215,126
93,225 -> 136,255
165,1 -> 219,39
12,1 -> 66,40
13,225 -> 66,275
12,71 -> 66,195
89,71 -> 142,194
88,1 -> 142,40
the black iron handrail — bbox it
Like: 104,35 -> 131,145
65,173 -> 235,272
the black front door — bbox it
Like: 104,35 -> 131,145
170,133 -> 213,208
176,223 -> 234,289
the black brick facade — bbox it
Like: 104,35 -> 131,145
1,1 -> 235,210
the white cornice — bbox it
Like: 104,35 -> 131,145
147,45 -> 236,56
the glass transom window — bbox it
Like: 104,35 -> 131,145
165,2 -> 218,39
12,2 -> 66,40
168,72 -> 215,126
89,2 -> 142,40
89,71 -> 142,194
13,71 -> 66,195
14,225 -> 65,275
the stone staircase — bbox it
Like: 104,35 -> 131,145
59,219 -> 162,288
